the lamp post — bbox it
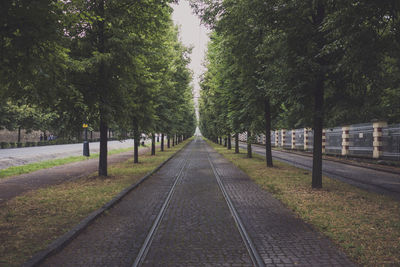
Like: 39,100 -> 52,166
83,123 -> 90,157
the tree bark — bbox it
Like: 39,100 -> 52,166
151,133 -> 155,155
247,131 -> 252,158
161,133 -> 164,151
235,133 -> 239,153
97,0 -> 107,176
264,98 -> 273,167
312,76 -> 324,188
167,135 -> 170,148
172,135 -> 175,146
99,115 -> 108,176
227,133 -> 231,150
133,124 -> 139,163
17,126 -> 21,143
312,2 -> 325,189
224,137 -> 227,147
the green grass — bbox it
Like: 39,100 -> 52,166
0,147 -> 134,179
208,139 -> 400,266
0,138 -> 191,266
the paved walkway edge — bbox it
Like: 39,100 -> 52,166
23,141 -> 191,267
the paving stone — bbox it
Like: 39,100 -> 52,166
39,138 -> 354,266
41,147 -> 189,266
207,144 -> 354,267
143,139 -> 252,266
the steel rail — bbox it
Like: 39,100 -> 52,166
131,144 -> 192,267
207,152 -> 266,267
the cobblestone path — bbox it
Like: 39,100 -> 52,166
39,137 -> 353,266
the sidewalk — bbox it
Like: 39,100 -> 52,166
0,145 -> 154,204
0,139 -> 141,170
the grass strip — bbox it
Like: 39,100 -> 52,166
0,139 -> 190,266
0,147 -> 134,179
207,140 -> 400,266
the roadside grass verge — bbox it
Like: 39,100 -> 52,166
0,147 -> 135,179
0,139 -> 190,266
208,140 -> 400,266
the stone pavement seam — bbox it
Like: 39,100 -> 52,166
23,141 -> 191,267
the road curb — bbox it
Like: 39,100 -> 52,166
240,142 -> 400,176
23,139 -> 193,267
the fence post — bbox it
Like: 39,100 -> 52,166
341,126 -> 350,156
281,129 -> 286,147
373,121 -> 387,159
291,129 -> 296,149
322,129 -> 326,154
304,128 -> 309,150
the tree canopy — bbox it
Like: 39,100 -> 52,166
1,0 -> 196,176
194,0 -> 400,188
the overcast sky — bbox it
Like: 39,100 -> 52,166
172,0 -> 209,103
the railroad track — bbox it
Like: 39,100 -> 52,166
131,144 -> 193,267
132,137 -> 265,266
208,152 -> 265,267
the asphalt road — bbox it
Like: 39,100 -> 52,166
0,139 -> 140,170
239,143 -> 400,200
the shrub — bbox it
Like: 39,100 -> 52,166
1,142 -> 9,149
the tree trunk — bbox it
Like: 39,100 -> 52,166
98,115 -> 108,176
312,2 -> 325,189
224,137 -> 227,147
172,135 -> 175,146
17,126 -> 21,143
264,98 -> 273,167
235,133 -> 239,153
97,0 -> 107,177
151,133 -> 155,155
167,136 -> 170,148
161,133 -> 164,151
247,131 -> 252,158
227,133 -> 231,150
134,128 -> 139,164
312,77 -> 324,188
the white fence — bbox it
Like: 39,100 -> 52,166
239,121 -> 400,160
